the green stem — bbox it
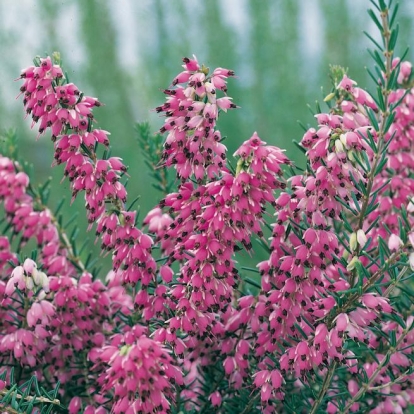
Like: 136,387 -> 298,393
368,369 -> 411,391
239,394 -> 261,414
339,329 -> 411,413
0,387 -> 61,407
310,6 -> 394,413
309,362 -> 337,414
31,184 -> 86,273
349,7 -> 393,287
10,160 -> 86,273
198,372 -> 226,414
327,243 -> 406,327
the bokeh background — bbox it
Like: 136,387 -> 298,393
0,0 -> 413,273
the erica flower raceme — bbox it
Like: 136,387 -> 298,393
46,271 -> 131,389
18,56 -> 98,138
18,56 -> 157,287
157,55 -> 237,181
96,325 -> 183,414
157,133 -> 289,336
4,259 -> 49,297
0,154 -> 75,277
0,261 -> 54,368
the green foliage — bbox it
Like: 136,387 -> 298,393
135,122 -> 176,196
0,369 -> 65,413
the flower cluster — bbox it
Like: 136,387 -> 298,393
367,59 -> 414,245
242,77 -> 377,397
156,56 -> 236,181
47,271 -> 131,389
151,126 -> 290,389
0,154 -> 75,276
93,325 -> 183,414
18,55 -> 157,287
0,260 -> 53,368
244,64 -> 414,411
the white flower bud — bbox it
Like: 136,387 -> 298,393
357,229 -> 367,248
340,133 -> 347,148
335,139 -> 344,153
25,276 -> 34,290
409,253 -> 414,271
408,232 -> 414,248
32,268 -> 41,286
37,290 -> 46,300
347,256 -> 360,272
388,234 -> 403,251
38,272 -> 50,293
23,258 -> 36,275
11,266 -> 24,279
323,92 -> 336,102
349,232 -> 358,252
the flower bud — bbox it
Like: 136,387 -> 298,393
323,92 -> 336,102
32,268 -> 41,285
335,313 -> 349,331
356,229 -> 367,248
335,139 -> 344,153
68,397 -> 82,414
409,253 -> 414,271
408,232 -> 414,248
339,133 -> 347,148
209,391 -> 222,407
349,232 -> 357,252
347,256 -> 360,271
348,379 -> 359,397
23,258 -> 36,275
25,276 -> 34,290
388,234 -> 403,251
160,265 -> 174,283
39,272 -> 50,293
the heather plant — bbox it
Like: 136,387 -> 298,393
1,1 -> 414,413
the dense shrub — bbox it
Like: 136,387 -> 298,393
1,1 -> 414,413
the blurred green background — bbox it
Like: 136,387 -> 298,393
0,0 -> 413,275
